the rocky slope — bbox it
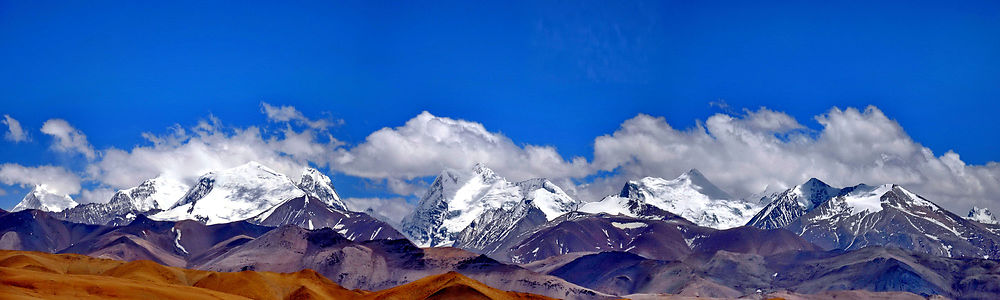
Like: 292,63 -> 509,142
57,177 -> 188,226
196,224 -> 608,299
746,178 -> 840,229
786,184 -> 1000,258
504,213 -> 818,264
249,194 -> 404,241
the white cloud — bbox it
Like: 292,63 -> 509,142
588,106 -> 1000,213
342,197 -> 414,225
2,115 -> 29,142
0,163 -> 82,195
261,102 -> 341,130
5,104 -> 997,218
41,119 -> 96,160
87,115 -> 341,190
332,111 -> 590,182
0,188 -> 7,196
78,188 -> 115,204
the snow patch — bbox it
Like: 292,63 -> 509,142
612,222 -> 648,230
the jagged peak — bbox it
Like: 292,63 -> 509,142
471,162 -> 499,180
969,206 -> 998,225
802,177 -> 831,188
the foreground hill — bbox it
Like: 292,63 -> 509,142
0,249 -> 554,300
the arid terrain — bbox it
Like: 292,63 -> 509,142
0,250 -> 555,300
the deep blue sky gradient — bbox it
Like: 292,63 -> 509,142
1,1 -> 998,207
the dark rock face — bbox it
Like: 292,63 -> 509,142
0,209 -> 106,252
505,213 -> 698,264
249,195 -> 404,241
502,213 -> 817,265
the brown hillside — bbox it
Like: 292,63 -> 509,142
366,271 -> 557,300
0,250 -> 554,300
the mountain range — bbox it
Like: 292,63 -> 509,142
5,161 -> 1000,299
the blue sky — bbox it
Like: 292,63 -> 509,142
1,1 -> 998,216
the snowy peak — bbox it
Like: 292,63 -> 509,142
115,177 -> 189,212
747,177 -> 841,229
968,207 -> 998,225
581,170 -> 760,229
788,183 -> 1000,258
401,163 -> 579,247
297,167 -> 346,211
677,168 -> 732,200
515,178 -> 578,221
151,161 -> 304,225
12,185 -> 77,212
471,162 -> 500,182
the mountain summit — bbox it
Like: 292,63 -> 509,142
746,177 -> 840,229
579,169 -> 760,229
11,185 -> 77,213
968,206 -> 998,225
400,163 -> 578,248
151,161 -> 305,225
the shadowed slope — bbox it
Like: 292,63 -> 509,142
366,271 -> 556,300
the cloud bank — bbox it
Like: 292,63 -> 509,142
1,103 -> 997,216
0,164 -> 81,195
332,111 -> 590,181
589,106 -> 1000,212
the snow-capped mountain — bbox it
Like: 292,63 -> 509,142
786,183 -> 1000,258
746,178 -> 840,229
968,207 -> 998,225
58,177 -> 188,225
400,163 -> 579,248
11,185 -> 77,212
296,167 -> 347,211
151,162 -> 305,225
579,169 -> 762,229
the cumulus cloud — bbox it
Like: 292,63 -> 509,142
588,106 -> 1000,213
0,163 -> 82,195
261,102 -> 341,130
87,114 -> 341,190
76,187 -> 116,204
342,197 -> 414,225
41,119 -> 96,160
2,115 -> 29,142
332,111 -> 590,182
